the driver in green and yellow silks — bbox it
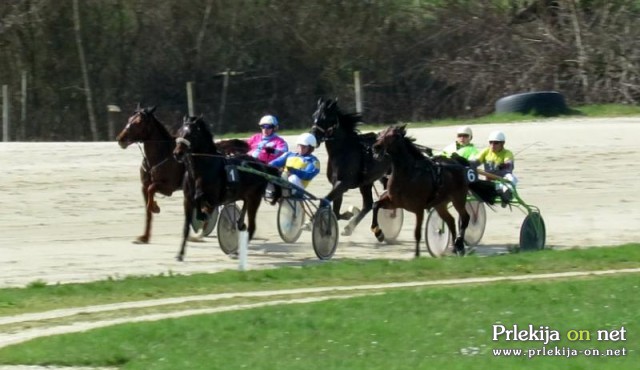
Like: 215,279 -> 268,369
441,126 -> 479,160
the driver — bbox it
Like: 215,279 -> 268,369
441,125 -> 479,160
269,133 -> 321,189
470,130 -> 518,206
247,115 -> 289,163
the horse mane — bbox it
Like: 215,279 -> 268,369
191,116 -> 220,154
402,135 -> 428,161
323,98 -> 363,134
139,106 -> 173,141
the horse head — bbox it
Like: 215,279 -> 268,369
173,115 -> 216,162
372,124 -> 407,159
116,104 -> 157,148
311,97 -> 340,144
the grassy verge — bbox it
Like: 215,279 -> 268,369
0,244 -> 639,316
0,273 -> 636,369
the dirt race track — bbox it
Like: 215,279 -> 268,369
1,117 -> 639,288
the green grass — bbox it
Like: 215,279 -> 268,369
0,273 -> 636,369
1,244 -> 639,317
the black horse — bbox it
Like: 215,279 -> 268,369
311,98 -> 392,236
173,116 -> 281,261
370,124 -> 497,256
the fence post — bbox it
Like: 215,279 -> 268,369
186,81 -> 195,116
107,105 -> 121,139
20,71 -> 27,141
2,85 -> 9,142
354,71 -> 362,114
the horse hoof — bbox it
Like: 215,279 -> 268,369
375,231 -> 385,243
341,226 -> 353,237
133,236 -> 149,244
238,224 -> 247,231
340,212 -> 354,220
150,202 -> 160,214
176,255 -> 184,262
188,235 -> 204,242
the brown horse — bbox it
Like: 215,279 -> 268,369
173,116 -> 281,261
370,124 -> 497,257
116,105 -> 184,244
116,105 -> 249,244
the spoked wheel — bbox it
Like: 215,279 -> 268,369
277,199 -> 306,243
378,208 -> 404,244
425,209 -> 451,257
463,201 -> 486,246
311,207 -> 338,260
202,206 -> 220,237
519,211 -> 546,251
217,203 -> 242,255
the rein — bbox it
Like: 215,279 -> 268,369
136,142 -> 176,174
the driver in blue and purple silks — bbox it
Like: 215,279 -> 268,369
246,115 -> 289,164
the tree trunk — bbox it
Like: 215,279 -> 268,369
72,0 -> 99,141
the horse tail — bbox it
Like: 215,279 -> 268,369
468,179 -> 498,205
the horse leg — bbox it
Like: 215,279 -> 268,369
451,195 -> 470,255
370,193 -> 393,242
325,181 -> 352,220
435,203 -> 460,255
146,184 -> 161,213
413,210 -> 425,258
236,201 -> 248,232
343,185 -> 374,236
245,196 -> 261,240
176,198 -> 192,261
136,184 -> 153,244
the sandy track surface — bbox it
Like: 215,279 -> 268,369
1,117 -> 639,288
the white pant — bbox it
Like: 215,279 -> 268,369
288,174 -> 304,188
497,173 -> 518,193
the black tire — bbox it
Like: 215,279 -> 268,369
217,204 -> 241,255
463,201 -> 486,246
495,91 -> 569,117
378,208 -> 404,244
277,199 -> 305,243
425,209 -> 451,257
311,207 -> 338,260
519,212 -> 546,251
202,206 -> 220,237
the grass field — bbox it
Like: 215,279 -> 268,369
0,272 -> 636,369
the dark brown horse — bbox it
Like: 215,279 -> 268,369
116,105 -> 249,244
370,124 -> 497,257
173,116 -> 281,261
311,98 -> 392,236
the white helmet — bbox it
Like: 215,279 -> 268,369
488,130 -> 506,142
258,115 -> 279,126
457,126 -> 473,138
296,133 -> 317,148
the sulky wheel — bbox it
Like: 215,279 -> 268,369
519,211 -> 546,251
277,199 -> 306,243
217,203 -> 242,255
378,208 -> 404,244
311,207 -> 338,260
463,200 -> 486,246
202,206 -> 220,237
425,208 -> 451,257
